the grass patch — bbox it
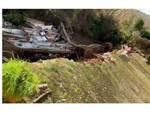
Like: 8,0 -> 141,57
2,58 -> 39,102
31,54 -> 150,103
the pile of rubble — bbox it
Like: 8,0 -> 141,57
83,45 -> 149,65
3,18 -> 73,59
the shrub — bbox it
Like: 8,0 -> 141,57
87,16 -> 145,45
2,59 -> 39,102
120,18 -> 145,44
147,55 -> 150,62
3,10 -> 26,26
87,15 -> 121,45
141,29 -> 150,39
133,18 -> 144,31
120,20 -> 134,43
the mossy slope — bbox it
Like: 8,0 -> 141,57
32,53 -> 150,103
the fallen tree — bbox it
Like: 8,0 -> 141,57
60,22 -> 113,58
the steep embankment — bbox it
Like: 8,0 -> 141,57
31,52 -> 150,103
100,9 -> 150,29
101,9 -> 150,54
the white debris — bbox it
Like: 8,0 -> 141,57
40,31 -> 46,36
29,36 -> 47,43
3,28 -> 24,35
3,21 -> 13,28
41,25 -> 53,30
2,18 -> 72,53
26,18 -> 45,28
38,84 -> 48,89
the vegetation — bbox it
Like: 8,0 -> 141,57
31,54 -> 150,103
2,9 -> 150,103
141,29 -> 150,39
3,10 -> 26,26
86,15 -> 121,45
2,59 -> 39,102
133,18 -> 144,31
3,9 -> 150,46
147,55 -> 150,62
84,14 -> 150,46
119,20 -> 134,43
119,17 -> 150,44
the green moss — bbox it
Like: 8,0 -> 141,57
43,64 -> 59,73
30,53 -> 150,103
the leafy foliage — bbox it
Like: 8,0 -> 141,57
147,55 -> 150,62
87,15 -> 121,45
141,29 -> 150,39
3,59 -> 39,99
119,20 -> 134,43
133,18 -> 144,31
3,10 -> 26,26
119,18 -> 150,44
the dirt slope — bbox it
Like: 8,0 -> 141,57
31,52 -> 150,103
100,9 -> 150,29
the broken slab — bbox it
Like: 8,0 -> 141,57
26,17 -> 45,29
3,28 -> 25,35
2,19 -> 75,59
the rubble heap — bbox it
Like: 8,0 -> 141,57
3,18 -> 73,60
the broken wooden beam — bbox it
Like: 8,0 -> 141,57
33,90 -> 51,103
